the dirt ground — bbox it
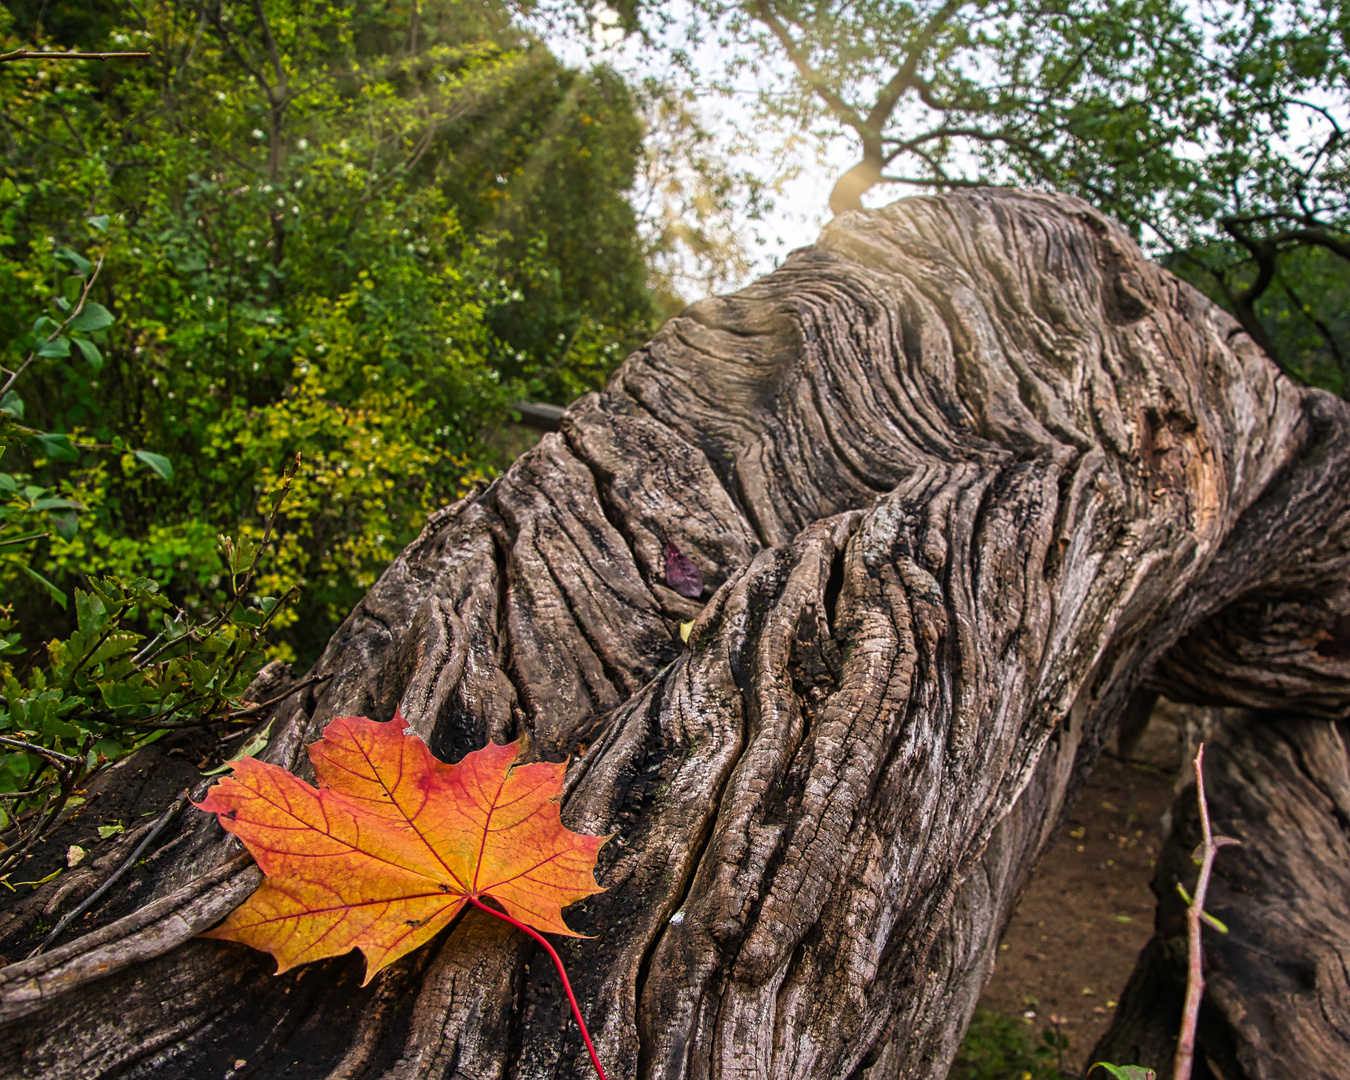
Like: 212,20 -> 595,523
975,714 -> 1185,1075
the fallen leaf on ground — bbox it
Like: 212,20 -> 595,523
196,713 -> 607,984
664,537 -> 704,598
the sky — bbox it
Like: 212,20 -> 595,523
533,5 -> 861,291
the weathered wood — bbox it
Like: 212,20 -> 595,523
4,189 -> 1350,1080
1092,708 -> 1350,1080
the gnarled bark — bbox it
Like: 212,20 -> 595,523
5,189 -> 1350,1080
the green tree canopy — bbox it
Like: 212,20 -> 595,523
582,0 -> 1350,386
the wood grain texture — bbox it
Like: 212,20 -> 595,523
4,189 -> 1350,1080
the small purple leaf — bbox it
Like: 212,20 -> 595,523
664,539 -> 704,599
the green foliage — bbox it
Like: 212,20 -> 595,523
596,0 -> 1350,386
1089,1064 -> 1156,1080
948,1009 -> 1071,1080
0,0 -> 667,875
430,50 -> 655,398
0,0 -> 662,665
1166,242 -> 1350,394
0,419 -> 298,877
0,230 -> 297,872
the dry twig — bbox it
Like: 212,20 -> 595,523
30,789 -> 190,956
1172,744 -> 1241,1080
0,50 -> 150,63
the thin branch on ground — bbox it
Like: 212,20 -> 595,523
29,789 -> 190,956
1172,743 -> 1241,1080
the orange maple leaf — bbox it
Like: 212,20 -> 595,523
196,713 -> 607,984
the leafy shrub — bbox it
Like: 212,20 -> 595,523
0,0 -> 660,664
0,230 -> 296,874
0,0 -> 664,874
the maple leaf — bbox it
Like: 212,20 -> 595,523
196,714 -> 607,984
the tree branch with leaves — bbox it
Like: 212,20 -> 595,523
596,0 -> 1350,381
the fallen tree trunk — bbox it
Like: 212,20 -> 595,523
4,189 -> 1350,1080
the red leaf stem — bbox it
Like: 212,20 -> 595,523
467,895 -> 608,1080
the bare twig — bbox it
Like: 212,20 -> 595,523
29,789 -> 190,956
0,785 -> 47,801
0,50 -> 150,64
228,672 -> 332,719
1279,273 -> 1348,372
0,737 -> 90,876
1172,744 -> 1241,1080
749,1 -> 866,133
128,627 -> 169,668
0,734 -> 81,765
866,0 -> 962,131
0,531 -> 50,548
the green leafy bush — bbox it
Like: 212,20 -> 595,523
0,231 -> 298,874
0,0 -> 664,873
0,0 -> 659,664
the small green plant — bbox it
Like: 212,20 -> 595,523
948,1008 -> 1068,1080
0,226 -> 298,880
0,514 -> 299,878
1088,1064 -> 1155,1080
